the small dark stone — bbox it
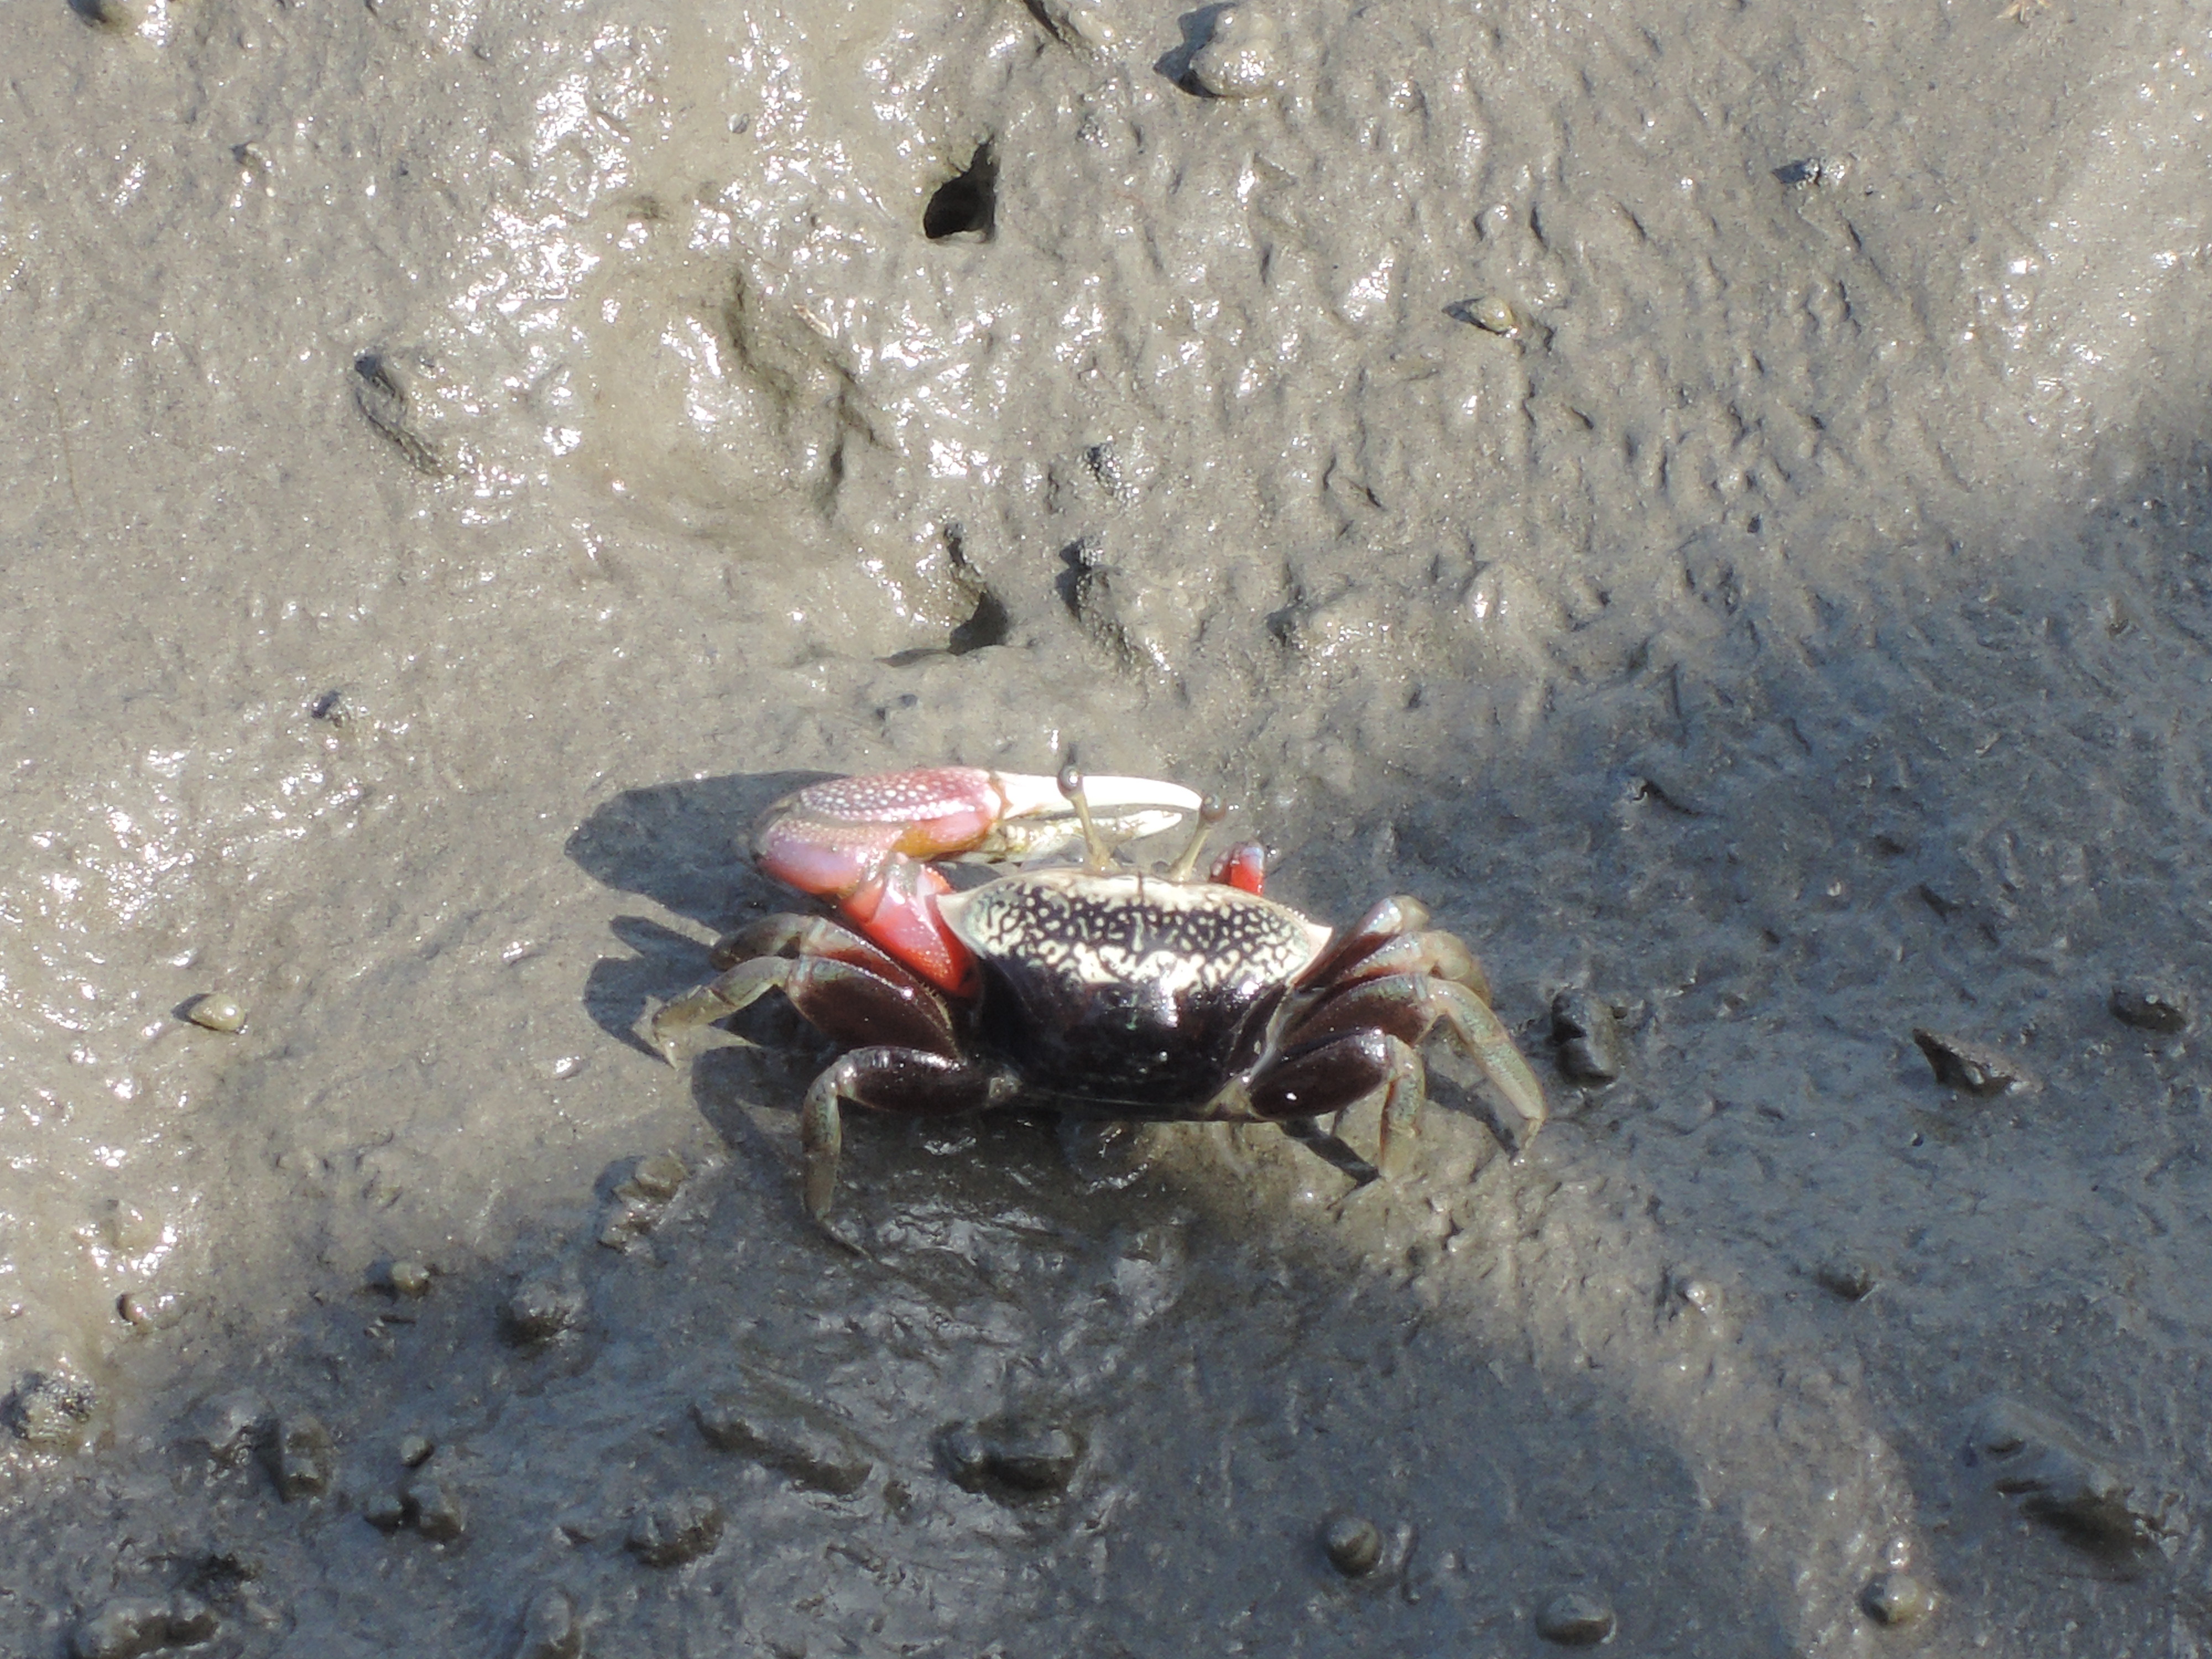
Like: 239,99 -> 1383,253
406,1478 -> 467,1542
1965,1395 -> 2168,1553
504,1271 -> 588,1344
597,1202 -> 658,1251
988,1423 -> 1086,1491
4,1369 -> 97,1450
398,1433 -> 436,1467
181,1551 -> 259,1596
2110,984 -> 2189,1034
1551,991 -> 1627,1084
513,1585 -> 583,1659
1773,157 -> 1825,186
939,1415 -> 1087,1496
619,1151 -> 689,1202
625,1494 -> 723,1567
69,1597 -> 171,1659
693,1389 -> 872,1495
267,1413 -> 335,1500
67,1592 -> 217,1659
1813,1259 -> 1879,1301
376,1259 -> 432,1298
1534,1588 -> 1616,1646
1860,1571 -> 1935,1627
361,1488 -> 409,1531
1911,1029 -> 2031,1097
1321,1514 -> 1383,1577
163,1593 -> 218,1645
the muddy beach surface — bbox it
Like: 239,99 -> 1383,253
3,0 -> 2210,1652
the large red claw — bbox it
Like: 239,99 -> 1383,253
751,765 -> 1206,994
752,767 -> 1003,995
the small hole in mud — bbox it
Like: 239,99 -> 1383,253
948,588 -> 1009,655
924,143 -> 997,241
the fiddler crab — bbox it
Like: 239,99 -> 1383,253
648,764 -> 1547,1218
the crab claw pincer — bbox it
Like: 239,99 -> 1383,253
751,766 -> 1201,995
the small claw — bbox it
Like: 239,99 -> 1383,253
1209,842 -> 1267,895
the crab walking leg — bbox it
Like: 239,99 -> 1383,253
1275,1114 -> 1383,1189
1422,978 -> 1548,1153
799,1048 -> 1017,1218
650,946 -> 960,1063
1246,1029 -> 1431,1175
649,958 -> 796,1063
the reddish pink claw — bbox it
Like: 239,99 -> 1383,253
751,765 -> 1201,995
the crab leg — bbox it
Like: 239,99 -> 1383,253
647,922 -> 959,1063
1421,979 -> 1548,1153
800,1048 -> 1018,1217
752,766 -> 1201,995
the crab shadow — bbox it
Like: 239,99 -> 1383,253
564,769 -> 829,1055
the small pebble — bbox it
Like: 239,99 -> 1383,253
1186,6 -> 1281,98
68,1597 -> 170,1659
398,1433 -> 436,1467
1321,1514 -> 1383,1577
361,1488 -> 409,1531
406,1478 -> 467,1542
1672,1276 -> 1720,1314
1552,990 -> 1627,1084
267,1413 -> 334,1500
1813,1259 -> 1879,1301
513,1585 -> 583,1659
1860,1571 -> 1936,1627
940,1415 -> 1087,1496
186,993 -> 247,1033
1911,1028 -> 2031,1096
69,1589 -> 220,1659
1039,0 -> 1118,50
2110,983 -> 2189,1034
93,1199 -> 161,1253
162,1595 -> 217,1646
1534,1589 -> 1616,1646
117,1289 -> 187,1331
504,1271 -> 588,1344
694,1389 -> 872,1496
619,1151 -> 689,1202
196,1390 -> 270,1465
1464,295 -> 1521,336
625,1494 -> 724,1567
382,1259 -> 433,1298
4,1369 -> 97,1451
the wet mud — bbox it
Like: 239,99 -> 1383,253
3,0 -> 2211,1653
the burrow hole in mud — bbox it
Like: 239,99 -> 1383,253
924,142 -> 998,241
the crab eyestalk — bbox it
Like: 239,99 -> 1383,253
1166,794 -> 1228,881
1056,760 -> 1110,873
